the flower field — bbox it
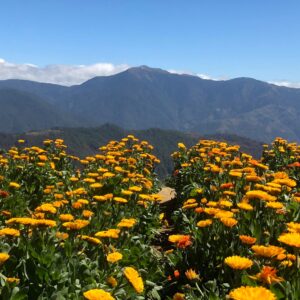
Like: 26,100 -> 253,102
0,136 -> 299,299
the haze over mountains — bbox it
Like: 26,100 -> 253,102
0,66 -> 300,142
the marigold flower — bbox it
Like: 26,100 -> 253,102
251,245 -> 285,258
178,143 -> 186,150
197,219 -> 213,228
220,217 -> 238,227
185,269 -> 199,280
229,286 -> 276,300
215,210 -> 234,219
280,260 -> 293,267
239,235 -> 256,245
35,203 -> 57,214
117,218 -> 136,228
107,252 -> 123,263
89,183 -> 103,189
113,197 -> 128,203
278,232 -> 300,248
6,277 -> 20,284
95,229 -> 120,239
83,289 -> 115,300
124,267 -> 144,293
287,222 -> 300,233
246,190 -> 277,202
225,256 -> 253,270
237,202 -> 253,211
0,228 -> 20,237
93,195 -> 107,202
78,235 -> 101,245
62,219 -> 89,230
0,190 -> 9,198
107,276 -> 118,287
82,210 -> 94,218
249,266 -> 284,285
266,202 -> 284,209
273,178 -> 296,188
59,214 -> 74,222
173,293 -> 185,300
0,253 -> 10,264
56,232 -> 69,240
9,182 -> 20,189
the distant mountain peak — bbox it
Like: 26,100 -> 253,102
127,65 -> 169,74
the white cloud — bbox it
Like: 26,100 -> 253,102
0,58 -> 130,86
0,58 -> 299,88
168,69 -> 226,81
268,80 -> 300,89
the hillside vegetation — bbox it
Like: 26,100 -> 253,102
0,66 -> 300,142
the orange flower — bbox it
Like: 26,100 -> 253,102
249,266 -> 284,285
174,270 -> 180,278
239,235 -> 256,245
177,235 -> 192,249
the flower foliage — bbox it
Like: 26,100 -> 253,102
0,136 -> 299,299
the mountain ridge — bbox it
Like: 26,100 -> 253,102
0,66 -> 299,141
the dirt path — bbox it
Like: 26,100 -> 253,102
158,187 -> 175,203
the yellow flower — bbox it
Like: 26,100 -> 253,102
9,182 -> 20,189
82,210 -> 94,218
107,276 -> 118,287
229,286 -> 276,300
178,143 -> 186,150
251,245 -> 285,258
59,214 -> 74,222
78,235 -> 101,245
168,235 -> 186,243
55,232 -> 69,240
239,235 -> 256,245
265,202 -> 284,209
287,222 -> 300,233
278,233 -> 300,248
0,228 -> 20,237
90,183 -> 103,189
173,293 -> 185,300
280,260 -> 293,267
273,178 -> 296,188
93,195 -> 107,202
35,203 -> 57,214
121,190 -> 133,196
124,267 -> 144,294
62,219 -> 89,230
129,186 -> 142,192
107,252 -> 123,263
117,218 -> 136,228
95,229 -> 120,239
34,219 -> 56,227
237,202 -> 253,211
185,269 -> 199,280
6,277 -> 20,284
83,289 -> 115,300
197,219 -> 213,228
224,256 -> 253,270
113,197 -> 128,203
0,253 -> 10,264
246,190 -> 277,202
220,217 -> 238,227
214,210 -> 234,219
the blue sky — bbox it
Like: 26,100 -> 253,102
1,0 -> 300,85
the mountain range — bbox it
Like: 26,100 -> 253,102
0,66 -> 300,142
